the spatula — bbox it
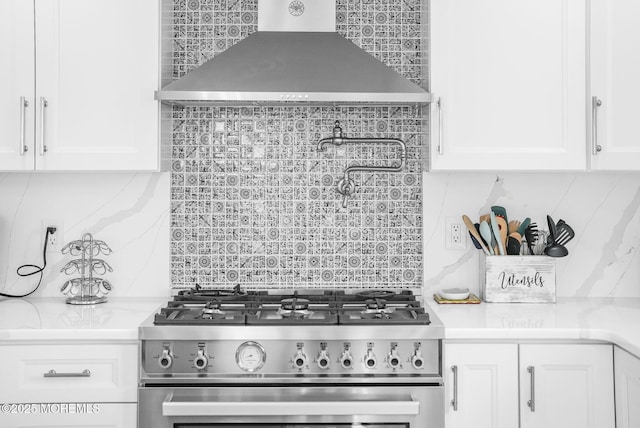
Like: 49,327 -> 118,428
490,211 -> 506,255
479,221 -> 495,255
462,215 -> 490,255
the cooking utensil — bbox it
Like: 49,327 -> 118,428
524,222 -> 538,255
491,205 -> 508,225
555,220 -> 575,246
462,215 -> 490,255
479,221 -> 495,255
490,211 -> 506,255
517,217 -> 531,236
546,215 -> 557,244
507,234 -> 521,255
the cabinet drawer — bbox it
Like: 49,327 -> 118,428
0,402 -> 136,428
0,343 -> 137,403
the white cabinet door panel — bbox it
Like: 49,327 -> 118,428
0,0 -> 35,170
0,343 -> 138,403
431,0 -> 587,171
520,344 -> 614,428
34,0 -> 159,171
444,343 -> 519,428
590,0 -> 640,170
614,346 -> 640,428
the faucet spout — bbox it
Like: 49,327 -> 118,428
316,120 -> 345,151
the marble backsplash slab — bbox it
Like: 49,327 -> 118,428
423,172 -> 640,297
0,173 -> 170,298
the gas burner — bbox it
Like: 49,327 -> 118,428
364,298 -> 388,310
277,297 -> 312,319
280,297 -> 310,311
176,284 -> 249,301
276,308 -> 313,319
200,300 -> 226,319
355,290 -> 398,300
361,302 -> 393,318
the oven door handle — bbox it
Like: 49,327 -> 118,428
162,398 -> 420,417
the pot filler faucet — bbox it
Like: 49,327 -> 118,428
317,120 -> 407,208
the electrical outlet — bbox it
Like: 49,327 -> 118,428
42,220 -> 63,253
445,217 -> 466,250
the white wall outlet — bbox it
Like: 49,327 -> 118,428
445,217 -> 466,250
42,221 -> 63,253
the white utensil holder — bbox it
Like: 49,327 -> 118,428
480,254 -> 556,303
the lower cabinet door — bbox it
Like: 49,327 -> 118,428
0,402 -> 136,428
444,343 -> 519,428
614,346 -> 640,428
520,344 -> 614,428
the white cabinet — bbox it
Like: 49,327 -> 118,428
0,0 -> 35,170
0,0 -> 159,172
0,342 -> 138,428
589,0 -> 640,170
614,346 -> 640,428
520,344 -> 614,428
444,343 -> 519,428
430,0 -> 587,171
444,342 -> 614,428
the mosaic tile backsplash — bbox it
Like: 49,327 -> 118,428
169,0 -> 426,289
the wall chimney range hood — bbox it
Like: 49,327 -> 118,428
155,0 -> 431,106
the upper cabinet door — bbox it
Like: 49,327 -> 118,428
34,0 -> 159,171
589,0 -> 640,170
430,0 -> 587,171
0,0 -> 35,170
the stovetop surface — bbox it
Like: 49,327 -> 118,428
153,286 -> 431,326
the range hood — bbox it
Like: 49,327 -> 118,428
156,0 -> 431,106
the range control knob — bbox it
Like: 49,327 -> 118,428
158,348 -> 173,369
411,349 -> 425,370
364,349 -> 377,369
194,349 -> 208,370
293,349 -> 307,369
317,350 -> 330,369
388,346 -> 401,369
340,350 -> 353,369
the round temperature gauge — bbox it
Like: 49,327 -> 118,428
236,341 -> 266,372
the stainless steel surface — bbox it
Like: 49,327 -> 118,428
527,365 -> 536,412
155,32 -> 431,106
592,96 -> 603,155
44,369 -> 91,378
451,364 -> 458,411
437,97 -> 444,155
141,337 -> 440,383
39,97 -> 48,156
318,121 -> 407,208
139,290 -> 444,427
19,96 -> 28,155
139,385 -> 443,428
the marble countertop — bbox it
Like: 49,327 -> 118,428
1,297 -> 639,358
0,297 -> 166,342
429,297 -> 640,357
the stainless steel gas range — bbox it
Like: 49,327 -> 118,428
138,287 -> 444,427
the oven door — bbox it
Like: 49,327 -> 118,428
139,385 -> 443,428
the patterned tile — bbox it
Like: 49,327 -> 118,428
168,0 -> 426,290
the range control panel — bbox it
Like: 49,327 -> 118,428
141,339 -> 440,378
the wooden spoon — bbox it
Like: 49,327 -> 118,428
495,215 -> 508,255
462,215 -> 490,255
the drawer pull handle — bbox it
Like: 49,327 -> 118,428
44,369 -> 91,378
